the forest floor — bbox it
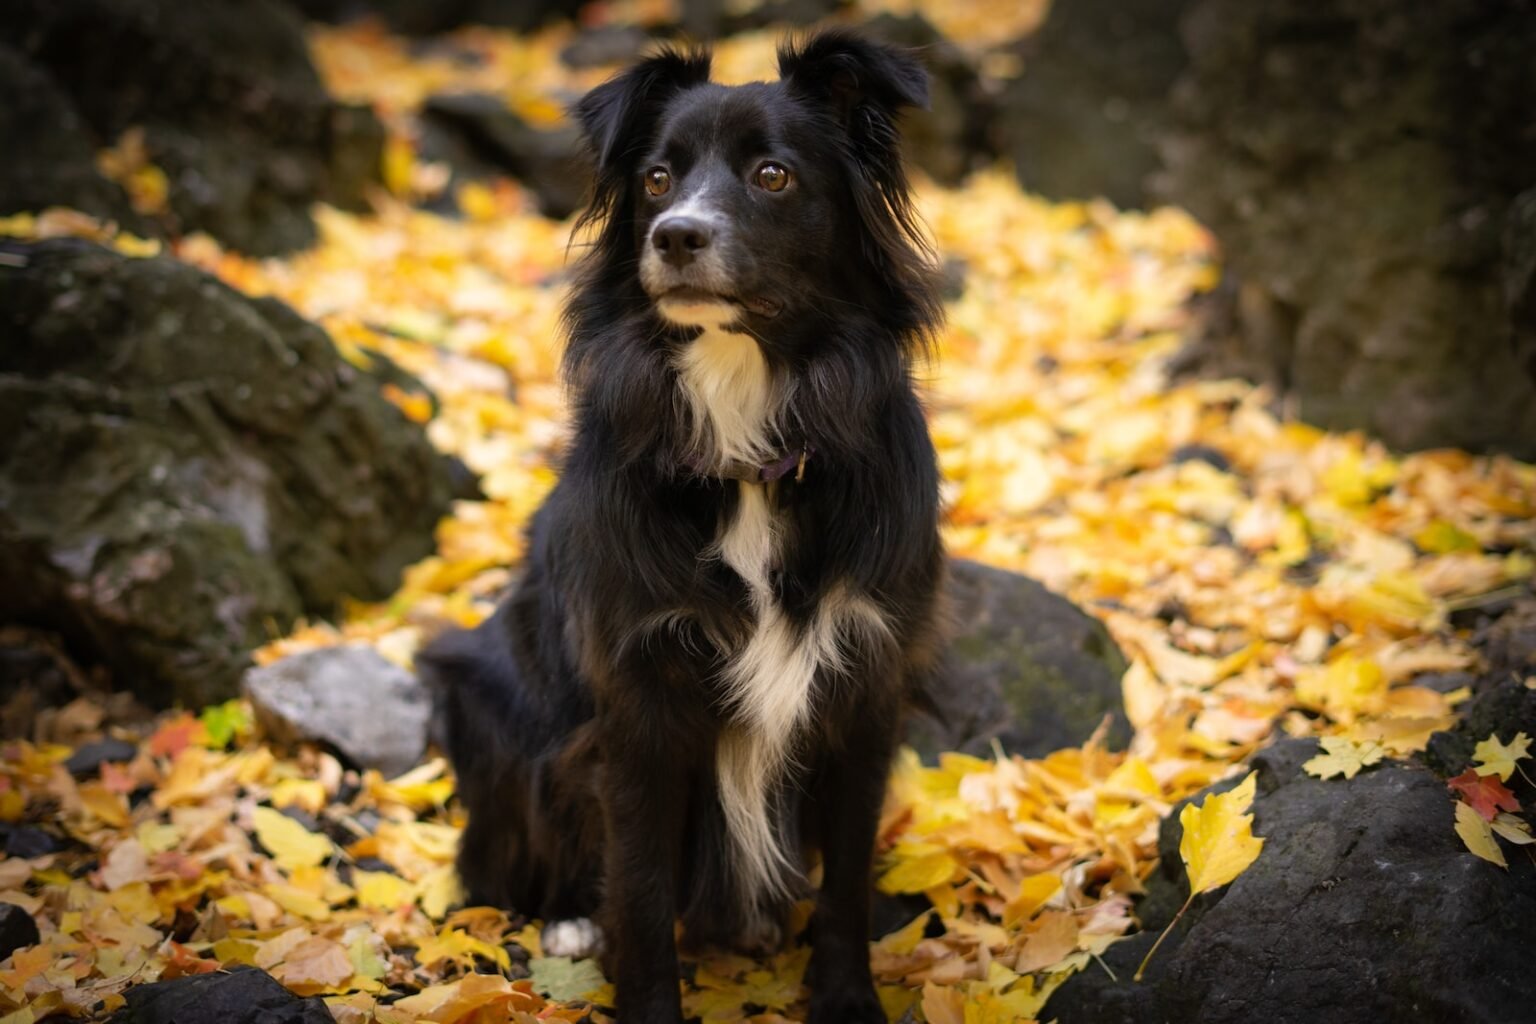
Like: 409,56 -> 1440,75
3,16 -> 1535,1024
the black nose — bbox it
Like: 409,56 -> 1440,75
652,217 -> 712,267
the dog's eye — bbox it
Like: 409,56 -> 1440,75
644,167 -> 671,196
754,163 -> 791,192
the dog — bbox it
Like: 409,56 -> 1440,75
419,30 -> 945,1024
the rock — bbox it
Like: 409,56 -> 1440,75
1045,738 -> 1536,1024
0,240 -> 452,707
559,25 -> 653,71
0,46 -> 143,229
0,0 -> 383,256
421,93 -> 589,220
244,645 -> 430,777
1424,598 -> 1536,783
859,14 -> 994,187
1161,0 -> 1536,456
64,738 -> 139,777
288,0 -> 583,35
2,825 -> 65,859
0,903 -> 40,962
110,964 -> 332,1024
905,559 -> 1130,760
992,0 -> 1192,208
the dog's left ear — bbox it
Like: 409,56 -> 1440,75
777,30 -> 930,128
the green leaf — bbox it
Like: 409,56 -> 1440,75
528,955 -> 608,1001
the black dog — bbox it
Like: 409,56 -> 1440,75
420,30 -> 945,1024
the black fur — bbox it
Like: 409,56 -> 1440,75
421,30 -> 945,1024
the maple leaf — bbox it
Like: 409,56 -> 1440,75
1472,732 -> 1532,783
1453,801 -> 1507,868
1447,769 -> 1520,822
146,714 -> 206,758
251,806 -> 334,871
1491,812 -> 1536,846
528,956 -> 608,1002
391,974 -> 543,1021
1302,737 -> 1385,780
1138,772 -> 1264,980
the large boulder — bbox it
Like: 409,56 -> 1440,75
992,0 -> 1192,208
1161,0 -> 1536,456
0,0 -> 383,256
905,559 -> 1130,759
0,46 -> 142,230
1044,738 -> 1536,1023
0,239 -> 452,707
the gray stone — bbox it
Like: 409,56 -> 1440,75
0,903 -> 39,962
1045,738 -> 1536,1024
245,645 -> 430,777
0,240 -> 452,708
905,559 -> 1130,760
110,964 -> 332,1024
421,93 -> 589,220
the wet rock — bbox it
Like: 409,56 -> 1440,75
2,825 -> 65,859
110,964 -> 332,1024
421,93 -> 588,220
1424,598 -> 1536,783
992,0 -> 1192,208
64,738 -> 139,777
0,240 -> 451,707
0,0 -> 382,256
0,904 -> 40,962
244,645 -> 430,777
1162,0 -> 1536,456
906,559 -> 1130,760
0,46 -> 142,229
1045,738 -> 1536,1024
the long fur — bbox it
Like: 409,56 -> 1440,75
421,29 -> 946,1024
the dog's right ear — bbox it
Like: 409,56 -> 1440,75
574,47 -> 712,173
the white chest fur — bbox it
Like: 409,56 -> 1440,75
674,325 -> 891,909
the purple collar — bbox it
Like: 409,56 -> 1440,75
687,445 -> 815,484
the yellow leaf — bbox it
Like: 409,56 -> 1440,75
78,781 -> 130,827
1301,737 -> 1385,781
1294,655 -> 1385,721
1472,732 -> 1531,782
1002,872 -> 1062,929
1454,801 -> 1507,868
920,981 -> 965,1024
391,975 -> 540,1022
415,927 -> 510,971
354,870 -> 417,911
1491,813 -> 1535,846
270,779 -> 329,815
418,865 -> 464,920
1179,772 -> 1264,895
876,849 -> 961,894
251,807 -> 333,872
264,883 -> 333,921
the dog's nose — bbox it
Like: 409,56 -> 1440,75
652,217 -> 712,267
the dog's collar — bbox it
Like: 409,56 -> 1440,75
688,445 -> 815,484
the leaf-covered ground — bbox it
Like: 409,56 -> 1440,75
4,10 -> 1536,1024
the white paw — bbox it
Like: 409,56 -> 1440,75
542,918 -> 604,959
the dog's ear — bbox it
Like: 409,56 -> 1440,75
574,47 -> 712,173
777,30 -> 930,127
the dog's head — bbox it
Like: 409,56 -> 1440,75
571,30 -> 938,347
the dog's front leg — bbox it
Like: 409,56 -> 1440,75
599,725 -> 686,1024
806,698 -> 899,1024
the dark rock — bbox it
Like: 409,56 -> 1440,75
64,738 -> 139,777
1169,443 -> 1231,472
244,645 -> 431,776
422,93 -> 589,220
110,964 -> 332,1024
858,14 -> 994,186
0,630 -> 83,739
680,0 -> 844,40
0,46 -> 142,230
289,0 -> 583,36
559,25 -> 654,71
906,559 -> 1130,760
3,825 -> 64,859
1161,0 -> 1536,456
0,240 -> 452,707
0,0 -> 383,256
1423,598 -> 1536,787
1045,738 -> 1536,1024
993,0 -> 1192,208
0,903 -> 39,962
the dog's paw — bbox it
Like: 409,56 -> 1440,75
542,918 -> 604,958
806,986 -> 885,1024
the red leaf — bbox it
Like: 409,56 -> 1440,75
100,761 -> 136,795
147,714 -> 205,759
1448,769 -> 1520,821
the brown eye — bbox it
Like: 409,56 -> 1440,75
755,162 -> 790,192
644,167 -> 671,196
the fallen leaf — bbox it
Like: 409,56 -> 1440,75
251,807 -> 334,871
528,956 -> 608,1002
1453,801 -> 1507,868
1472,732 -> 1531,782
1302,737 -> 1385,780
1447,769 -> 1520,822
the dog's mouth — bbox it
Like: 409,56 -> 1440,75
656,287 -> 782,319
